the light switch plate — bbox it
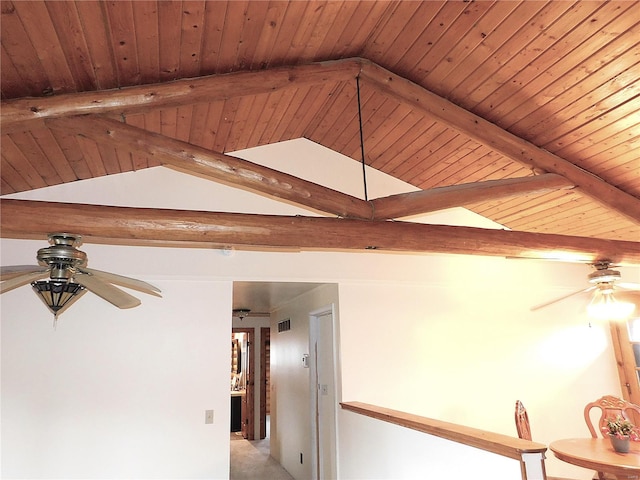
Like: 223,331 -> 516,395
205,409 -> 214,424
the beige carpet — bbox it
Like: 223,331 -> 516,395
230,432 -> 294,480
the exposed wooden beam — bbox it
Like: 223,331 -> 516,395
3,56 -> 636,224
358,59 -> 640,226
370,174 -> 575,220
1,58 -> 361,133
48,117 -> 575,222
45,116 -> 373,220
2,199 -> 639,264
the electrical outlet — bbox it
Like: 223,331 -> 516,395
205,409 -> 214,424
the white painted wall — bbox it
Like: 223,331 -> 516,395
268,284 -> 339,480
339,410 -> 523,479
2,139 -> 637,479
336,257 -> 626,479
1,279 -> 232,479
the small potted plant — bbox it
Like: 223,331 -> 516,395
602,415 -> 639,453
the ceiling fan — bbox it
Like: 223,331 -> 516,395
232,308 -> 251,320
531,261 -> 640,320
0,233 -> 161,318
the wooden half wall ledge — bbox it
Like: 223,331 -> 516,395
340,401 -> 547,461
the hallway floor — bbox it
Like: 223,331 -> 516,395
230,432 -> 294,480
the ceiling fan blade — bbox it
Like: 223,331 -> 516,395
79,267 -> 162,297
0,270 -> 51,294
1,265 -> 46,281
617,282 -> 640,291
617,290 -> 640,303
75,274 -> 141,309
531,286 -> 596,312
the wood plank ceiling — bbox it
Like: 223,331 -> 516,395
1,1 -> 639,262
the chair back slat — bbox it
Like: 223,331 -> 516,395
515,400 -> 532,441
583,395 -> 640,438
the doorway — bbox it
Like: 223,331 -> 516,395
230,322 -> 293,480
231,282 -> 338,479
310,307 -> 338,480
260,327 -> 270,439
231,328 -> 255,440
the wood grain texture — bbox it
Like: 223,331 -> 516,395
1,1 -> 638,246
549,438 -> 640,478
2,199 -> 639,265
340,401 -> 547,460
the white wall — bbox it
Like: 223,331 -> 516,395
339,410 -> 523,479
1,279 -> 232,479
336,256 -> 625,479
269,284 -> 339,480
2,139 -> 637,479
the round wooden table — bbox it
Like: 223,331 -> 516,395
549,438 -> 640,479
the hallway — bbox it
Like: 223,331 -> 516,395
230,432 -> 294,480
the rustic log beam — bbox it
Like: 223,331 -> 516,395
3,56 -> 637,224
47,117 -> 575,222
2,199 -> 639,265
1,58 -> 361,133
371,174 -> 575,220
45,116 -> 373,220
358,59 -> 640,226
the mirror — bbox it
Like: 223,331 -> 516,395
232,338 -> 242,374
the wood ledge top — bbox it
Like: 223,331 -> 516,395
340,401 -> 547,461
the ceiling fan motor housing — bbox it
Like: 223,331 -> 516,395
588,268 -> 621,285
36,233 -> 87,280
1,232 -> 160,318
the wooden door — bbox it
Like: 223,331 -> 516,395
234,328 -> 255,440
260,327 -> 270,439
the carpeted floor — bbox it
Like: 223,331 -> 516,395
230,431 -> 294,480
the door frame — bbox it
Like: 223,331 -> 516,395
260,326 -> 270,439
308,304 -> 340,480
233,327 -> 255,440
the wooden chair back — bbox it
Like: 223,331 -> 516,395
515,400 -> 532,441
515,400 -> 579,480
583,395 -> 640,438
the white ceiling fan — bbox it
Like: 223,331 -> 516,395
0,233 -> 161,318
531,261 -> 640,320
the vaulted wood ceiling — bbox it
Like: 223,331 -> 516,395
1,1 -> 639,263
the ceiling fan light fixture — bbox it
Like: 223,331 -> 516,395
586,288 -> 635,321
233,308 -> 251,320
31,280 -> 86,316
2,233 -> 161,321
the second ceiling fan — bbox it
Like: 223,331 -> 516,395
531,261 -> 640,320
